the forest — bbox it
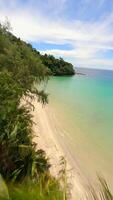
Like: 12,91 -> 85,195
0,21 -> 113,200
0,21 -> 66,199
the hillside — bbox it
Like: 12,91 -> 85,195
23,42 -> 75,76
0,22 -> 65,199
40,54 -> 75,76
0,21 -> 112,200
3,27 -> 75,76
25,43 -> 75,76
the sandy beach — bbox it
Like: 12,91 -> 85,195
31,98 -> 90,199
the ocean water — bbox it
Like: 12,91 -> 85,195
47,68 -> 113,188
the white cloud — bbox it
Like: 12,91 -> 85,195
41,48 -> 113,69
41,48 -> 98,59
74,58 -> 113,70
0,0 -> 113,69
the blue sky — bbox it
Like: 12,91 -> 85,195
1,0 -> 113,69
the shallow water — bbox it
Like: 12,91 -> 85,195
47,68 -> 113,189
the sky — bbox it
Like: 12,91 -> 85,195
1,0 -> 113,69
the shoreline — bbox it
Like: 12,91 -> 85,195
31,99 -> 90,199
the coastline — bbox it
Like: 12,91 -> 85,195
31,99 -> 90,199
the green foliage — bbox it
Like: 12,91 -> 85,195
0,175 -> 113,200
24,42 -> 75,76
0,174 -> 63,200
40,54 -> 75,76
0,20 -> 66,198
0,175 -> 9,200
7,177 -> 113,200
1,21 -> 112,200
0,20 -> 74,185
0,22 -> 50,182
0,72 -> 49,181
1,178 -> 63,200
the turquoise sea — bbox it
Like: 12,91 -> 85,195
47,68 -> 113,188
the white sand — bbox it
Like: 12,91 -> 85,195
31,99 -> 90,199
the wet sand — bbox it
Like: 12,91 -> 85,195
32,99 -> 90,199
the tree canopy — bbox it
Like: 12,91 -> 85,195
0,19 -> 74,183
0,21 -> 74,199
40,54 -> 75,76
0,22 -> 50,182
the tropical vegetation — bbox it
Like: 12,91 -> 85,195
0,20 -> 112,200
0,21 -> 66,199
40,54 -> 75,76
